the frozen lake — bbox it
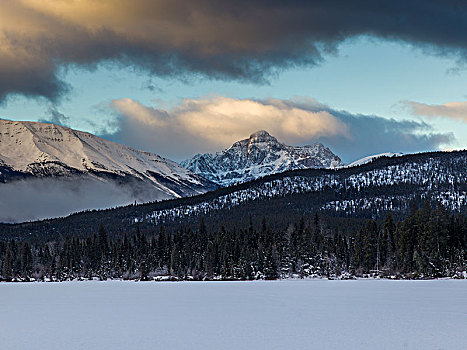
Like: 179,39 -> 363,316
0,280 -> 466,350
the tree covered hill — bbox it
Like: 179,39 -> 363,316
1,150 -> 465,243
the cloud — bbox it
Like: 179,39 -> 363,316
2,1 -> 467,100
108,96 -> 349,159
403,100 -> 467,122
39,106 -> 70,127
313,111 -> 454,163
106,96 -> 454,163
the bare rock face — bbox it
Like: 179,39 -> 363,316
181,130 -> 343,186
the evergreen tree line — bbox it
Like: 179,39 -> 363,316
0,202 -> 465,281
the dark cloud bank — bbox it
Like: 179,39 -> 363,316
277,99 -> 454,162
309,106 -> 453,163
1,1 -> 467,101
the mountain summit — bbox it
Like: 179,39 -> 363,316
181,130 -> 343,186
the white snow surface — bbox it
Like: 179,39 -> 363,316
0,280 -> 466,350
0,119 -> 200,185
346,152 -> 403,167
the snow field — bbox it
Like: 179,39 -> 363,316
0,280 -> 466,350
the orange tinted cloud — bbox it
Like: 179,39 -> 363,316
404,101 -> 467,123
110,96 -> 349,153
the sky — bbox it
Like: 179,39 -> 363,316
0,1 -> 466,164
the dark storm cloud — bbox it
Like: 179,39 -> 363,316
317,113 -> 455,163
1,1 -> 467,101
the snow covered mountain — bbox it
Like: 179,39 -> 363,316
346,152 -> 403,168
135,150 -> 467,228
181,130 -> 343,186
0,119 -> 215,222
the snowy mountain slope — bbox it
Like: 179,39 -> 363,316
137,150 -> 467,226
181,130 -> 343,186
0,119 -> 215,222
0,119 -> 210,189
346,152 -> 403,168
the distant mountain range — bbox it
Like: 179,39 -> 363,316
0,119 -> 419,222
181,130 -> 343,186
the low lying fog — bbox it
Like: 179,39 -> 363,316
0,177 -> 169,223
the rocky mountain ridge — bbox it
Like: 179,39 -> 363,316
181,130 -> 343,186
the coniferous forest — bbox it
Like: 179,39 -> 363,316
1,201 -> 465,282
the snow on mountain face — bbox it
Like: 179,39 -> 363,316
0,119 -> 215,221
346,153 -> 403,168
0,119 -> 196,182
138,151 -> 467,227
181,130 -> 343,186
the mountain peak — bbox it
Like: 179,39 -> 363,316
248,130 -> 278,144
181,131 -> 343,186
249,130 -> 273,139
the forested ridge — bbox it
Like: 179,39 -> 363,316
1,150 -> 466,243
0,201 -> 465,281
0,150 -> 466,281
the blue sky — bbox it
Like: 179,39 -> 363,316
1,2 -> 466,163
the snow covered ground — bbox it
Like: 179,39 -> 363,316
0,280 -> 466,350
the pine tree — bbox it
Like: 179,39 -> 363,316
98,224 -> 108,257
21,242 -> 33,277
2,243 -> 13,280
383,212 -> 396,271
